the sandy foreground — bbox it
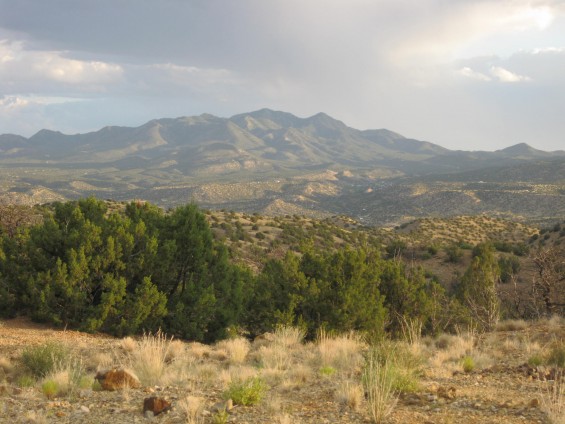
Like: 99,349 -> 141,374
0,317 -> 561,423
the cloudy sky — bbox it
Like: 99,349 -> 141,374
0,0 -> 564,151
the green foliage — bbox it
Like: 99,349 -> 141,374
223,377 -> 267,406
41,379 -> 59,399
461,356 -> 475,373
367,342 -> 421,393
1,198 -> 248,342
445,244 -> 463,263
17,375 -> 35,387
247,247 -> 387,338
319,365 -> 337,376
498,255 -> 521,283
212,411 -> 229,424
456,243 -> 500,331
528,354 -> 543,367
20,342 -> 69,378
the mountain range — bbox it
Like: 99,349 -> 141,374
1,109 -> 564,226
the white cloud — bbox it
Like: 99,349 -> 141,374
458,67 -> 492,81
0,40 -> 123,94
490,66 -> 531,82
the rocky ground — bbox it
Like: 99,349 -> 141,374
0,317 -> 563,423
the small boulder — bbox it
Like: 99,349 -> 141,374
95,368 -> 141,391
143,396 -> 172,416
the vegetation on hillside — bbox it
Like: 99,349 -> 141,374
1,199 -> 565,344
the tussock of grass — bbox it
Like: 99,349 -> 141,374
496,319 -> 528,332
128,330 -> 171,386
363,349 -> 398,424
336,380 -> 364,411
273,326 -> 306,348
217,337 -> 250,364
540,371 -> 565,424
317,330 -> 365,374
178,396 -> 205,424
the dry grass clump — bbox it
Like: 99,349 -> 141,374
191,363 -> 220,388
177,395 -> 205,424
86,351 -> 113,372
428,331 -> 476,378
120,336 -> 137,353
128,330 -> 171,386
540,372 -> 565,424
336,380 -> 364,411
317,330 -> 365,374
273,326 -> 306,348
547,315 -> 565,331
496,319 -> 528,332
258,345 -> 291,371
0,356 -> 14,380
41,356 -> 90,398
363,349 -> 398,424
166,339 -> 186,363
186,342 -> 212,360
217,337 -> 250,364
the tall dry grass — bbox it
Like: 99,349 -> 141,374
317,330 -> 365,375
363,349 -> 398,424
540,372 -> 565,424
128,330 -> 172,386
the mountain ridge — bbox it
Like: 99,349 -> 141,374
1,109 -> 564,227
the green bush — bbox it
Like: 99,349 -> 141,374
319,366 -> 337,377
223,377 -> 267,406
41,379 -> 59,399
20,342 -> 69,378
462,356 -> 475,373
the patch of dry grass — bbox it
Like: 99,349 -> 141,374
128,330 -> 171,386
178,395 -> 205,424
336,380 -> 364,411
317,330 -> 365,375
496,319 -> 528,332
540,372 -> 565,424
217,337 -> 250,364
363,350 -> 398,424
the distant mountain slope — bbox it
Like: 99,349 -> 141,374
3,109 -> 562,177
1,109 -> 564,226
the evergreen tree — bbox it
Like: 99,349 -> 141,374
456,242 -> 500,331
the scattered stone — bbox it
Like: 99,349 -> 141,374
143,396 -> 172,416
80,405 -> 90,413
529,398 -> 540,408
95,368 -> 141,391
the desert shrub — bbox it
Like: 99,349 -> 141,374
223,377 -> 267,406
461,356 -> 475,373
20,342 -> 70,378
41,379 -> 59,399
445,245 -> 463,263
